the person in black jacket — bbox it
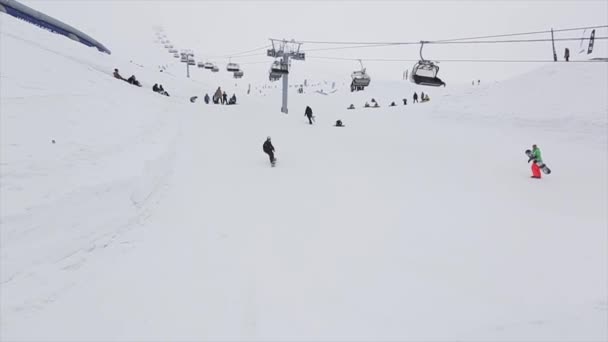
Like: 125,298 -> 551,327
304,105 -> 313,125
262,137 -> 276,165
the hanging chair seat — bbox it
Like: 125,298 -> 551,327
411,74 -> 445,87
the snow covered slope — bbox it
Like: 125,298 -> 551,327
1,13 -> 607,342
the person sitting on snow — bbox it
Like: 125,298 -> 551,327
127,75 -> 141,87
152,83 -> 160,93
347,104 -> 355,110
335,120 -> 344,127
228,94 -> 237,105
113,68 -> 125,81
364,102 -> 370,108
389,101 -> 396,107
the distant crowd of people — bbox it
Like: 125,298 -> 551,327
203,87 -> 237,105
113,67 -> 243,105
114,68 -> 141,87
347,92 -> 431,110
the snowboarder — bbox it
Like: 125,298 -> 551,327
528,144 -> 543,178
305,105 -> 314,125
262,137 -> 276,166
413,92 -> 418,103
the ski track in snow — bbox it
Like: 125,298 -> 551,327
1,14 -> 607,341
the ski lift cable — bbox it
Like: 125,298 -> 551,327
305,36 -> 607,53
299,24 -> 608,45
307,56 -> 608,63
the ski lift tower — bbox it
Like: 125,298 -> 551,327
267,39 -> 305,114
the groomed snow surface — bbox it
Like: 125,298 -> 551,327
1,14 -> 607,341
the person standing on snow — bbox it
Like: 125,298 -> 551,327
263,137 -> 276,165
413,92 -> 419,103
305,105 -> 314,125
528,144 -> 543,178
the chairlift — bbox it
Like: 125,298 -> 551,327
227,59 -> 240,72
204,62 -> 214,69
269,73 -> 282,82
350,60 -> 371,92
181,56 -> 188,63
270,60 -> 289,75
188,59 -> 196,66
234,70 -> 244,79
212,65 -> 219,72
197,62 -> 204,68
173,53 -> 180,58
410,42 -> 445,87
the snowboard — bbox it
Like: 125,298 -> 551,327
525,149 -> 551,174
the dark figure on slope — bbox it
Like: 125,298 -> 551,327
127,75 -> 141,87
305,105 -> 314,125
263,137 -> 276,166
204,93 -> 210,104
413,92 -> 418,103
222,91 -> 228,105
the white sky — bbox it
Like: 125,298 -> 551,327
20,0 -> 608,84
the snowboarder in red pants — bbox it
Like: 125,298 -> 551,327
528,144 -> 543,179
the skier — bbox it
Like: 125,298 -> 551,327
528,144 -> 543,179
262,136 -> 276,166
305,105 -> 314,125
564,48 -> 570,62
413,92 -> 418,103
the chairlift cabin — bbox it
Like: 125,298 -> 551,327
410,42 -> 445,87
270,60 -> 289,75
269,73 -> 282,82
181,56 -> 188,63
233,70 -> 244,79
188,59 -> 196,66
211,65 -> 219,72
227,62 -> 240,72
203,62 -> 214,69
197,62 -> 204,68
350,60 -> 371,91
173,53 -> 180,58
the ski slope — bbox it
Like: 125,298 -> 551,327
1,13 -> 607,341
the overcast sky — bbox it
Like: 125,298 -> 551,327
21,0 -> 608,83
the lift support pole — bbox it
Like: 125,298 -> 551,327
281,54 -> 289,114
551,28 -> 557,62
268,39 -> 305,115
